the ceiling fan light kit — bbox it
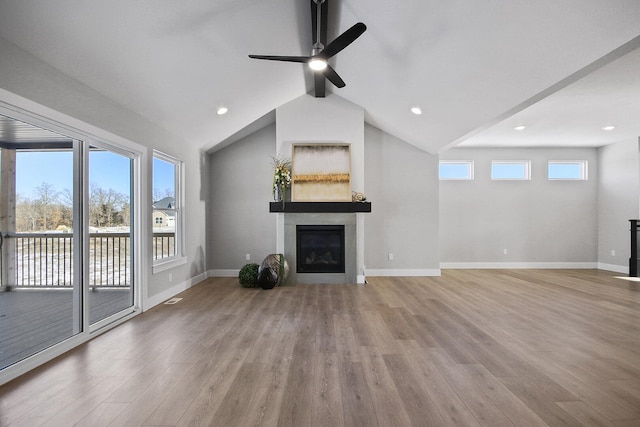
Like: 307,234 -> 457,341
248,0 -> 366,97
309,59 -> 327,71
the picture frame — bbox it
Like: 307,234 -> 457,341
291,143 -> 351,201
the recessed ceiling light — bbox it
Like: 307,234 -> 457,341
513,125 -> 526,131
410,106 -> 422,115
602,125 -> 615,131
217,107 -> 228,115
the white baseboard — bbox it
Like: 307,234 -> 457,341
208,270 -> 439,282
207,269 -> 240,278
143,271 -> 207,311
439,262 -> 598,269
597,263 -> 628,274
210,271 -> 367,283
364,269 -> 441,277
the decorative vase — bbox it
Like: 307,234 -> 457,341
274,185 -> 281,202
257,254 -> 289,289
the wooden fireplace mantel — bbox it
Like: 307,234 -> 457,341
269,202 -> 371,213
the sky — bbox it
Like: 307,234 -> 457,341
16,151 -> 175,200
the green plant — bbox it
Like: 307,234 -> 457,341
238,263 -> 259,288
271,156 -> 291,203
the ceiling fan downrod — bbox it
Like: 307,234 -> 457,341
309,0 -> 327,70
312,0 -> 325,55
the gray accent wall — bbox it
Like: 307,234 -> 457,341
206,109 -> 443,276
363,124 -> 440,272
207,123 -> 277,270
597,140 -> 639,270
204,101 -> 634,276
440,147 -> 598,264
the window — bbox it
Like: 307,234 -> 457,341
491,161 -> 531,180
548,161 -> 588,180
439,161 -> 474,180
152,151 -> 183,268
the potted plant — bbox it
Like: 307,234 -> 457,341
238,263 -> 259,288
271,156 -> 291,206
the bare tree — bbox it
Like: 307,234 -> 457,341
15,193 -> 37,231
16,183 -> 129,232
89,184 -> 129,228
33,182 -> 59,230
59,188 -> 73,228
153,187 -> 173,203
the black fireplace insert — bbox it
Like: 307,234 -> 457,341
296,225 -> 345,273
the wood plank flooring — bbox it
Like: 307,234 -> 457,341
0,269 -> 639,426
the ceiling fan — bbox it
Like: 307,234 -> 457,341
249,0 -> 366,98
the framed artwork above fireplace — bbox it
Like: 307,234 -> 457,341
291,143 -> 351,202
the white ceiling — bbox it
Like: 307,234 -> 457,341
0,0 -> 639,154
458,41 -> 640,148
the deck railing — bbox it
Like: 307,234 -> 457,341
4,232 -> 174,288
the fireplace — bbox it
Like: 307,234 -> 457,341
283,212 -> 357,284
296,225 -> 345,273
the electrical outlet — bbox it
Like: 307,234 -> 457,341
246,253 -> 251,261
503,249 -> 508,255
611,250 -> 616,257
388,253 -> 394,260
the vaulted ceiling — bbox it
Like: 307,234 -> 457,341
0,1 -> 639,154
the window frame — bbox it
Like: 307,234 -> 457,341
491,160 -> 531,181
152,150 -> 186,273
439,160 -> 475,180
547,160 -> 588,180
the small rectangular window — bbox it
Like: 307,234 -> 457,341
548,161 -> 588,180
439,161 -> 474,180
491,161 -> 530,180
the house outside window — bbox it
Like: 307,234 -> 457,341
152,151 -> 184,268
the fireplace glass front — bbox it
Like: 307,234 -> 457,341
296,225 -> 345,273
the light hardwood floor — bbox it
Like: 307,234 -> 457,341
1,269 -> 639,426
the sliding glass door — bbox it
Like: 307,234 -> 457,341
88,146 -> 135,327
0,116 -> 82,370
0,114 -> 138,373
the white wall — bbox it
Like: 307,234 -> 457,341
440,147 -> 599,268
597,140 -> 639,272
275,94 -> 367,279
364,124 -> 440,275
0,36 -> 206,302
276,94 -> 365,192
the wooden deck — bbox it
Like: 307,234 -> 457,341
1,270 -> 639,426
0,289 -> 132,370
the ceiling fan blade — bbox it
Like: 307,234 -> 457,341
319,22 -> 366,59
248,55 -> 310,63
322,65 -> 345,88
314,72 -> 326,97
